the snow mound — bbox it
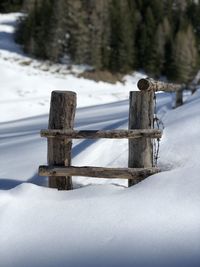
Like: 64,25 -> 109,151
0,13 -> 200,267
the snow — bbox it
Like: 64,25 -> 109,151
0,13 -> 200,267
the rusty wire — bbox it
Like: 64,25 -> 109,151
153,93 -> 164,167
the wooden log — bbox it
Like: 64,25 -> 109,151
191,88 -> 197,95
39,165 -> 160,181
41,129 -> 162,139
128,91 -> 154,187
190,71 -> 200,94
138,78 -> 184,92
189,84 -> 197,94
47,91 -> 76,190
175,90 -> 183,108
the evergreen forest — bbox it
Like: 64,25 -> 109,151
12,0 -> 200,82
0,0 -> 23,13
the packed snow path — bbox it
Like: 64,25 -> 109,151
0,13 -> 200,267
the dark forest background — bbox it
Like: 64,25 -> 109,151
1,0 -> 200,83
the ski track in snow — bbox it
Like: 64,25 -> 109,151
0,13 -> 200,267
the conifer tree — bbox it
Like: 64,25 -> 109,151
109,0 -> 134,72
109,0 -> 121,72
143,7 -> 157,75
101,0 -> 112,69
118,0 -> 135,72
0,0 -> 23,12
47,0 -> 70,62
16,0 -> 200,82
85,0 -> 111,69
170,24 -> 198,83
187,0 -> 200,67
136,23 -> 146,69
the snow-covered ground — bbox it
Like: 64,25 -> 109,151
0,13 -> 200,267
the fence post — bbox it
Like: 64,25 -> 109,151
191,85 -> 197,95
48,91 -> 76,190
175,90 -> 183,108
128,91 -> 154,187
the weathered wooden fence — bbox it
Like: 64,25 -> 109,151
38,77 -> 198,190
138,77 -> 199,108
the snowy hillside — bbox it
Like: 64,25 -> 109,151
0,13 -> 200,267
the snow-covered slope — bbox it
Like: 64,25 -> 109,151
0,14 -> 142,123
0,13 -> 200,267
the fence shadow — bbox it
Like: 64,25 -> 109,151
73,118 -> 128,158
0,178 -> 23,190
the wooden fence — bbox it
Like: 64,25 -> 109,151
38,77 -> 197,190
138,77 -> 199,108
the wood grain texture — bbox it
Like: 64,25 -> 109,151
138,78 -> 184,92
128,91 -> 154,186
47,91 -> 76,190
39,165 -> 160,181
41,129 -> 162,139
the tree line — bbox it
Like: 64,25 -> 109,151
0,0 -> 23,12
15,0 -> 200,83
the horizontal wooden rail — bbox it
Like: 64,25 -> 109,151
39,165 -> 160,180
137,78 -> 184,92
40,129 -> 162,139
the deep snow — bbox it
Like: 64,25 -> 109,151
0,13 -> 200,267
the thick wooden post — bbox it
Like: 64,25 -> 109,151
48,91 -> 76,190
175,90 -> 183,108
128,91 -> 154,186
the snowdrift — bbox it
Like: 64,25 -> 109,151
0,13 -> 200,267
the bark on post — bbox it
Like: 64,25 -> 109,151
128,91 -> 154,187
175,90 -> 183,108
48,91 -> 76,190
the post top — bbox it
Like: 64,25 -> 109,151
51,90 -> 77,96
137,78 -> 150,91
137,78 -> 184,92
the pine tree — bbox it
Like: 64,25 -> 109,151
47,0 -> 70,62
143,7 -> 157,75
153,17 -> 172,77
17,0 -> 55,59
187,0 -> 200,67
170,24 -> 198,83
136,23 -> 146,69
162,17 -> 174,77
150,0 -> 164,23
109,0 -> 135,73
16,0 -> 200,82
0,0 -> 23,12
101,0 -> 112,69
63,1 -> 88,64
118,0 -> 135,72
83,0 -> 111,69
